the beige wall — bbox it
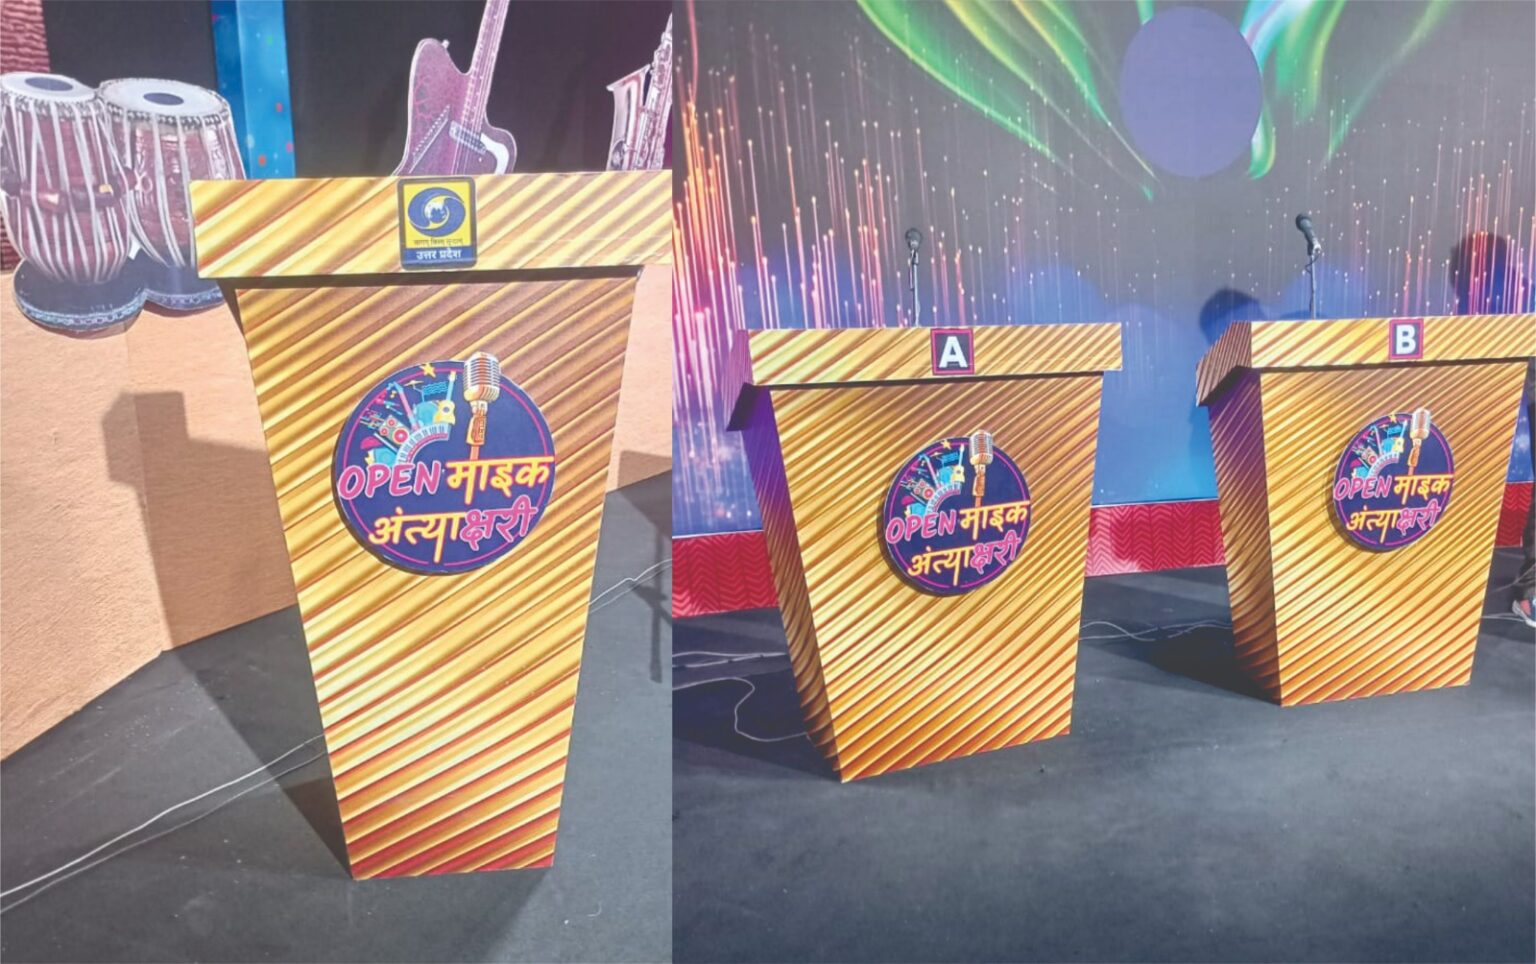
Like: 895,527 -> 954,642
611,264 -> 673,486
1,264 -> 670,758
1,279 -> 169,758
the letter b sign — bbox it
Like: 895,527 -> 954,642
1388,317 -> 1423,360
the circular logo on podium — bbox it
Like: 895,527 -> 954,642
880,433 -> 1032,595
1331,409 -> 1454,551
405,187 -> 468,238
332,354 -> 556,575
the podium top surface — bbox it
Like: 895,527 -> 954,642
1195,313 -> 1535,405
734,322 -> 1121,389
189,171 -> 671,280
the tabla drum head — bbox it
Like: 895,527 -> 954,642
0,72 -> 94,104
98,78 -> 227,118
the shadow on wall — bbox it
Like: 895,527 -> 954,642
613,462 -> 672,684
1450,232 -> 1521,315
1197,288 -> 1265,347
102,391 -> 347,869
1450,232 -> 1534,483
103,391 -> 294,646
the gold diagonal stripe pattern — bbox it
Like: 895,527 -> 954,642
1249,313 -> 1536,368
190,172 -> 672,278
1261,362 -> 1526,705
237,276 -> 635,877
754,373 -> 1103,781
738,393 -> 842,763
1197,314 -> 1533,405
748,323 -> 1122,387
1200,312 -> 1531,705
1207,371 -> 1282,698
1194,320 -> 1254,408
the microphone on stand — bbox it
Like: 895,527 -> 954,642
462,351 -> 502,461
968,431 -> 993,507
906,227 -> 923,258
905,227 -> 923,324
1295,213 -> 1322,319
1408,408 -> 1431,474
1295,214 -> 1321,258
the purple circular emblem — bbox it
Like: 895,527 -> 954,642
1331,409 -> 1454,551
333,355 -> 555,575
881,433 -> 1032,595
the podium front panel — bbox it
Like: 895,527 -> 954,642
1207,371 -> 1283,697
192,171 -> 667,877
233,275 -> 634,876
742,374 -> 1103,781
1202,312 -> 1530,706
1259,361 -> 1525,704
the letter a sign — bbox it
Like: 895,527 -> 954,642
930,328 -> 974,375
1387,317 -> 1424,361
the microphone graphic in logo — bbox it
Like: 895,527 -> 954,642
462,351 -> 502,460
969,431 -> 993,507
1407,407 -> 1431,474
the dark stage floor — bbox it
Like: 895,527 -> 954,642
673,549 -> 1536,963
1,474 -> 672,964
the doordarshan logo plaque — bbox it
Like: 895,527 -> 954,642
1331,408 -> 1454,551
332,354 -> 556,575
881,432 -> 1031,595
398,177 -> 477,269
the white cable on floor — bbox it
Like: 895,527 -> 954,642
669,620 -> 1229,744
0,556 -> 673,911
0,736 -> 325,902
589,558 -> 672,613
673,676 -> 807,743
670,611 -> 1529,747
1491,557 -> 1534,592
1080,619 -> 1232,642
0,748 -> 327,916
1484,612 -> 1531,624
673,650 -> 786,669
674,650 -> 786,660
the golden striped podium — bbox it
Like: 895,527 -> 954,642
190,172 -> 669,877
729,324 -> 1122,781
1197,314 -> 1532,706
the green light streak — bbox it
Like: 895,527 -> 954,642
858,0 -> 1056,161
1009,0 -> 1111,124
861,0 -> 1450,189
1241,0 -> 1347,177
1272,0 -> 1344,121
1009,0 -> 1157,183
1328,0 -> 1452,160
1248,103 -> 1275,178
1296,0 -> 1345,121
862,0 -> 1155,192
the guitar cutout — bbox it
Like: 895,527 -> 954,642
395,0 -> 517,176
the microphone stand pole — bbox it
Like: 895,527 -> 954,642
908,248 -> 921,325
1306,249 -> 1320,320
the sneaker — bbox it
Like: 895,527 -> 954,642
1515,598 -> 1536,630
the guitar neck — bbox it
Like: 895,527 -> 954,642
463,0 -> 510,124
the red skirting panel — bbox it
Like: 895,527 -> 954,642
1083,500 -> 1225,576
674,483 -> 1534,619
1496,481 -> 1533,548
672,531 -> 777,617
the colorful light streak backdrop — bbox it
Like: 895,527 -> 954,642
674,0 -> 1535,537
